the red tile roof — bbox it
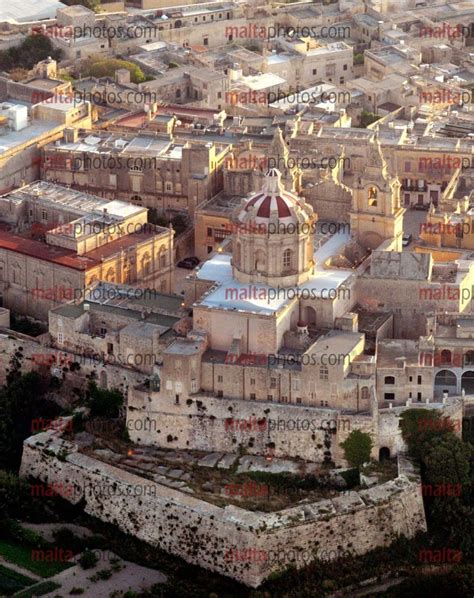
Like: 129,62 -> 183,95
0,230 -> 97,271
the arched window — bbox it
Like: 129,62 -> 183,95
159,247 -> 167,269
106,268 -> 115,282
464,351 -> 474,367
440,349 -> 452,365
361,386 -> 370,400
368,186 -> 378,207
235,242 -> 241,265
255,249 -> 266,272
283,248 -> 292,270
131,195 -> 142,203
384,376 -> 395,385
176,89 -> 181,99
142,253 -> 151,277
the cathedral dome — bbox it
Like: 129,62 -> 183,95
237,169 -> 310,227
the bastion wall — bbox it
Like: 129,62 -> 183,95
127,388 -> 378,465
20,428 -> 427,588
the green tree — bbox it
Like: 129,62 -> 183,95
86,381 -> 123,418
63,0 -> 100,10
399,408 -> 453,461
340,430 -> 373,468
0,35 -> 62,72
0,372 -> 60,471
87,59 -> 146,83
359,110 -> 381,128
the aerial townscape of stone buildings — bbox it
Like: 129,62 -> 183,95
0,0 -> 473,593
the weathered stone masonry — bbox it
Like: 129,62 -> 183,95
20,429 -> 427,588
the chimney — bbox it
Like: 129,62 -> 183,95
64,127 -> 78,143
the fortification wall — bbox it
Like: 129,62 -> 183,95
127,388 -> 377,465
20,429 -> 427,588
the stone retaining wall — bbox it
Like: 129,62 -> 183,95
20,428 -> 427,588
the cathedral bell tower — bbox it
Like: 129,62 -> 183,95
349,137 -> 404,250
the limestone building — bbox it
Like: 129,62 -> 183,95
42,129 -> 230,219
0,182 -> 174,320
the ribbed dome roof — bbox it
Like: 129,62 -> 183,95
237,169 -> 307,226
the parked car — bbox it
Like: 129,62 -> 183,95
413,203 -> 429,211
187,256 -> 200,266
177,257 -> 199,269
402,233 -> 413,247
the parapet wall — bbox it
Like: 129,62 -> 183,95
20,428 -> 427,588
127,388 -> 377,465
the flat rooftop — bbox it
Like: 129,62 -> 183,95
0,121 -> 59,155
53,299 -> 180,329
3,182 -> 143,219
0,0 -> 65,23
195,230 -> 352,315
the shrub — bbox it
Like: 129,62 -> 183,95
86,382 -> 123,418
78,549 -> 99,569
340,430 -> 373,468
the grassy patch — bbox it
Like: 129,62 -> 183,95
0,540 -> 73,578
13,580 -> 61,597
0,564 -> 35,596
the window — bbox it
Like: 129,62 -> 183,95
405,161 -> 411,173
250,378 -> 255,385
384,393 -> 395,401
41,210 -> 47,221
217,92 -> 222,98
368,186 -> 378,207
175,395 -> 180,404
440,349 -> 452,365
214,229 -> 231,241
107,343 -> 114,355
270,377 -> 276,389
207,227 -> 212,237
191,379 -> 198,393
57,332 -> 64,344
217,375 -> 223,383
296,397 -> 302,404
283,248 -> 292,270
250,393 -> 256,400
384,376 -> 395,384
320,367 -> 328,380
312,68 -> 317,75
417,375 -> 422,384
340,77 -> 344,84
217,390 -> 223,398
100,327 -> 107,336
343,64 -> 347,71
409,376 -> 413,382
281,396 -> 288,403
204,37 -> 209,46
361,386 -> 370,400
267,395 -> 273,401
417,392 -> 422,401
